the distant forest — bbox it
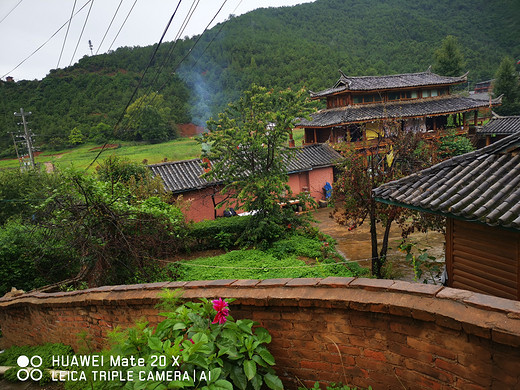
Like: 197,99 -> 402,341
1,0 -> 519,156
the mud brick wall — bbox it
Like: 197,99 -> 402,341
1,277 -> 520,390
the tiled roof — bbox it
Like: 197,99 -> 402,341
298,95 -> 500,128
310,70 -> 468,97
373,132 -> 520,230
477,115 -> 520,136
148,144 -> 342,193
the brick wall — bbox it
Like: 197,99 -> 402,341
1,277 -> 520,389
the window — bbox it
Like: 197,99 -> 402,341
411,91 -> 418,99
388,92 -> 400,101
431,89 -> 438,97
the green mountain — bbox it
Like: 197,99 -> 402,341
1,0 -> 519,156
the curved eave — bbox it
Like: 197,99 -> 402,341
296,96 -> 501,129
375,197 -> 520,233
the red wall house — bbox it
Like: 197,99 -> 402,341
149,144 -> 341,222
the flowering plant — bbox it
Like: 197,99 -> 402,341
86,289 -> 283,390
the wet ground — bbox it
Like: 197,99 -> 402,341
311,207 -> 446,283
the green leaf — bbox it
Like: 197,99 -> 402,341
210,379 -> 234,390
251,373 -> 263,390
229,364 -> 248,390
257,347 -> 275,365
243,359 -> 257,380
264,372 -> 283,390
253,327 -> 271,344
148,336 -> 163,352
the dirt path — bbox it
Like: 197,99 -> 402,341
311,207 -> 445,282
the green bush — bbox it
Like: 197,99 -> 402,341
189,216 -> 253,250
0,220 -> 79,296
171,234 -> 367,281
66,292 -> 283,390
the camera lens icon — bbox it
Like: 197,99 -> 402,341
16,355 -> 43,381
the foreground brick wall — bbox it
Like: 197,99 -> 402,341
1,277 -> 520,389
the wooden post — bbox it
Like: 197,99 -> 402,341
313,128 -> 317,144
445,217 -> 454,287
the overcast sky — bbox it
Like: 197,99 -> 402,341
0,0 -> 315,81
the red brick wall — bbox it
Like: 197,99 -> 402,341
1,278 -> 520,389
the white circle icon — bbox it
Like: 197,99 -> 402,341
17,355 -> 30,368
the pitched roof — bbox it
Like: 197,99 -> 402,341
373,132 -> 520,230
310,69 -> 468,98
298,95 -> 500,128
477,115 -> 520,136
148,143 -> 342,194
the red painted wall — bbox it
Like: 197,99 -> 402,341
179,167 -> 334,222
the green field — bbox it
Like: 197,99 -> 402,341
0,129 -> 305,171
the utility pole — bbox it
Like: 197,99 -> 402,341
8,131 -> 23,171
14,108 -> 36,169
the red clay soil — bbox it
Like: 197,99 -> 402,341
88,144 -> 119,151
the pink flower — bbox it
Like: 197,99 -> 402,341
212,298 -> 229,312
211,298 -> 230,325
212,310 -> 229,324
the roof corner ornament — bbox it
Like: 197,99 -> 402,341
338,69 -> 348,78
426,65 -> 432,73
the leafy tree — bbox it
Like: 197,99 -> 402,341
432,35 -> 466,77
34,168 -> 188,287
493,56 -> 520,115
201,84 -> 314,244
333,124 -> 442,278
68,127 -> 85,145
122,92 -> 175,143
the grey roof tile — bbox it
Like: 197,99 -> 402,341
148,144 -> 342,194
310,70 -> 467,97
373,130 -> 520,230
477,115 -> 520,135
298,95 -> 499,128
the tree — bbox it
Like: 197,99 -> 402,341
68,127 -> 85,145
333,125 -> 442,278
493,56 -> 520,116
432,35 -> 466,77
201,84 -> 314,244
122,92 -> 175,143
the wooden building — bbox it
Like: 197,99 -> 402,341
374,131 -> 520,300
298,68 -> 501,146
476,115 -> 520,148
148,144 -> 341,222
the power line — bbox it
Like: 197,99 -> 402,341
107,0 -> 139,53
120,0 -> 231,134
86,0 -> 184,170
95,0 -> 125,55
69,0 -> 95,66
0,0 -> 23,25
57,0 -> 78,68
1,0 -> 93,79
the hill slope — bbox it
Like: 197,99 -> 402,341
1,0 -> 518,156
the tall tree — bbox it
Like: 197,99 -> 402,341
201,84 -> 314,244
432,35 -> 466,77
493,56 -> 520,115
333,125 -> 442,278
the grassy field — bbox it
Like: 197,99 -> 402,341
0,129 -> 305,171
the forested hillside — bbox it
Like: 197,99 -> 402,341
1,0 -> 519,156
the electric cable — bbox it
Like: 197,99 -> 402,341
106,0 -> 139,53
95,0 -> 125,55
69,0 -> 95,66
120,0 -> 231,134
86,0 -> 184,170
57,0 -> 77,68
1,0 -> 93,79
0,0 -> 23,25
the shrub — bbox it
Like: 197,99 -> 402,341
188,216 -> 253,250
66,291 -> 283,390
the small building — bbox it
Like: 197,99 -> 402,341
298,68 -> 500,146
476,114 -> 520,148
373,131 -> 520,300
149,144 -> 341,222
